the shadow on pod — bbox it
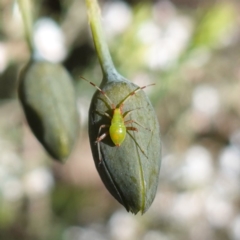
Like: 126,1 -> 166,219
18,60 -> 79,163
88,73 -> 161,214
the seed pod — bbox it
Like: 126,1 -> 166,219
88,74 -> 161,214
18,61 -> 79,162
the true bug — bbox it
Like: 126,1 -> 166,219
81,77 -> 154,161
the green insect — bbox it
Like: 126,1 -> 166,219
82,77 -> 154,161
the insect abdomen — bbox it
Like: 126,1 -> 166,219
109,123 -> 126,146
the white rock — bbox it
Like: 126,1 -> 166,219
23,167 -> 54,198
182,146 -> 213,187
230,215 -> 240,240
230,129 -> 240,149
205,193 -> 234,228
146,16 -> 192,69
103,1 -> 132,38
192,85 -> 220,117
142,230 -> 168,240
0,43 -> 8,73
2,177 -> 23,201
108,210 -> 139,240
219,145 -> 240,178
170,192 -> 203,223
137,21 -> 161,44
33,18 -> 67,62
63,226 -> 106,240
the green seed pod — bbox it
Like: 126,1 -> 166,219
89,74 -> 161,214
18,61 -> 79,162
85,0 -> 161,213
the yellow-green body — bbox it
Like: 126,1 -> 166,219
109,108 -> 126,146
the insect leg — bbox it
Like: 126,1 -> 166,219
96,132 -> 109,164
94,110 -> 112,119
80,76 -> 115,109
118,83 -> 155,108
126,126 -> 138,132
96,141 -> 102,163
95,124 -> 109,163
95,124 -> 109,144
125,119 -> 151,131
122,107 -> 143,118
96,132 -> 109,143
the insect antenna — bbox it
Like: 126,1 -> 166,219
80,76 -> 115,108
118,83 -> 155,107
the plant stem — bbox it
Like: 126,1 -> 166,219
85,0 -> 118,80
17,0 -> 34,54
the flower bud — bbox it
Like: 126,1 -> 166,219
88,75 -> 161,214
18,61 -> 79,162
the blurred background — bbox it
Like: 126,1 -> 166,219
0,0 -> 240,239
